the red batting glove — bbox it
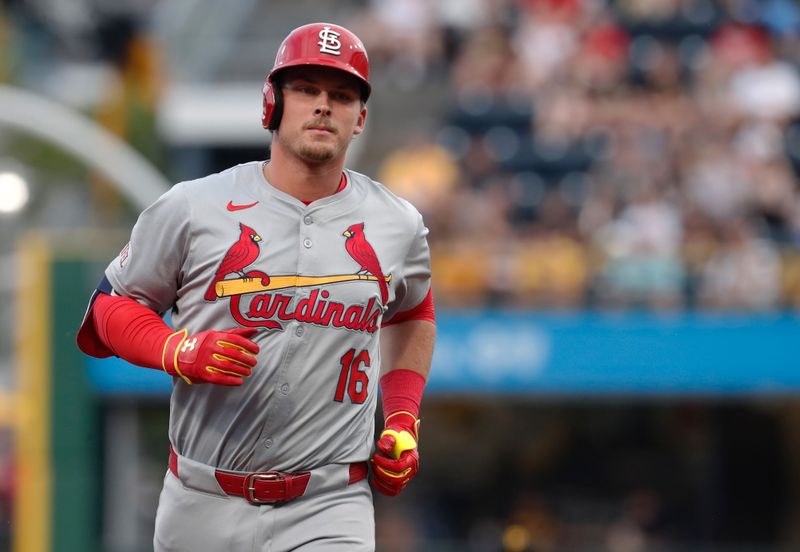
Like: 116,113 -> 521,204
161,327 -> 259,386
371,411 -> 420,496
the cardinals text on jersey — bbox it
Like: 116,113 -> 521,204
206,221 -> 390,332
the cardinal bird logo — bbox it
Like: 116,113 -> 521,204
204,223 -> 263,301
343,222 -> 389,305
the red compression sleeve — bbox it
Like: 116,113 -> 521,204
380,369 -> 426,419
382,289 -> 436,328
92,293 -> 173,369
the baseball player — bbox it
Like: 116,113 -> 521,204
76,22 -> 435,551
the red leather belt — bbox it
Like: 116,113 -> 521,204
169,447 -> 367,505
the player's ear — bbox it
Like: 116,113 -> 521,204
352,105 -> 367,136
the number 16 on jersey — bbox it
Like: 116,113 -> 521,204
334,349 -> 370,404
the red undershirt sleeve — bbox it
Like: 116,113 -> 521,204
88,293 -> 174,370
381,289 -> 435,328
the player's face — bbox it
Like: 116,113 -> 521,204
275,66 -> 367,164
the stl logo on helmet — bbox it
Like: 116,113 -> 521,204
318,26 -> 342,56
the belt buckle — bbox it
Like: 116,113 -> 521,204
244,472 -> 284,505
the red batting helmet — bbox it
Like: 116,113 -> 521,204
262,22 -> 371,130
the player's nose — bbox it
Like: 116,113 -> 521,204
314,93 -> 332,116
314,104 -> 332,117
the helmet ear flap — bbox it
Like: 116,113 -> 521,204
261,78 -> 283,130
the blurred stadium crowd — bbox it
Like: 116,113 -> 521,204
2,0 -> 800,551
354,0 -> 800,312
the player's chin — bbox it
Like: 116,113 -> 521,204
298,143 -> 338,163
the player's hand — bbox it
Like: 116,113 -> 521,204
370,411 -> 420,496
162,327 -> 260,385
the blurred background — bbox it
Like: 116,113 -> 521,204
1,0 -> 800,551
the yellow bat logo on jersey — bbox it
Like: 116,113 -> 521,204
214,273 -> 391,297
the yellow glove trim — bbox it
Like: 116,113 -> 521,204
212,352 -> 255,368
206,366 -> 242,377
162,329 -> 192,385
384,410 -> 418,425
216,339 -> 250,354
382,411 -> 420,459
374,463 -> 413,479
381,428 -> 417,460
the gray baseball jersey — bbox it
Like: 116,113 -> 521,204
104,161 -> 431,473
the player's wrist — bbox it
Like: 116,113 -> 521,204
161,329 -> 193,384
380,369 -> 426,420
383,411 -> 418,433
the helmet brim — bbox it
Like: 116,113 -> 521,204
270,58 -> 371,102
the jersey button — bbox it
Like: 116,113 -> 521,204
303,215 -> 313,225
280,383 -> 290,395
264,438 -> 273,449
303,238 -> 312,248
295,326 -> 304,337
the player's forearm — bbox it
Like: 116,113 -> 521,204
87,293 -> 260,385
378,319 -> 435,418
372,320 -> 433,496
379,319 -> 435,380
92,292 -> 174,369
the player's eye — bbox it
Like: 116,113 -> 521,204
331,91 -> 356,103
287,83 -> 318,96
299,85 -> 319,95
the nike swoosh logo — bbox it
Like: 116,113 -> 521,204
227,200 -> 259,211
